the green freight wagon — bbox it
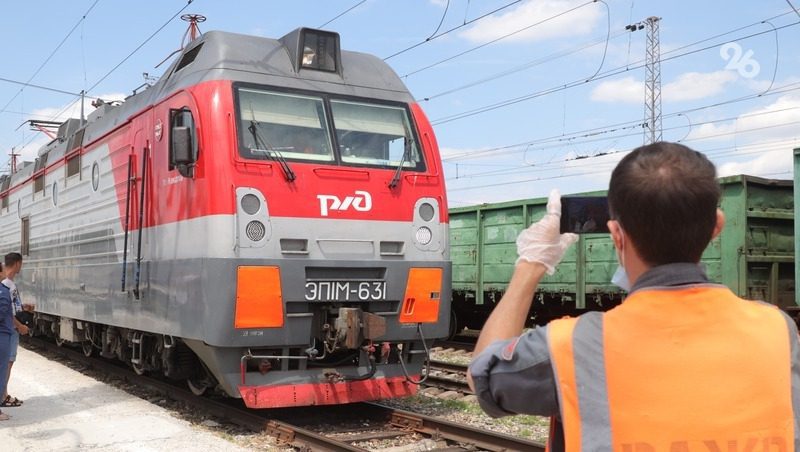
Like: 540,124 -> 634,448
449,174 -> 795,332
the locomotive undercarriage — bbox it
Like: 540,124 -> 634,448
238,302 -> 430,378
30,313 -> 215,395
27,304 -> 432,405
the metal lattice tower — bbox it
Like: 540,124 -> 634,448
644,16 -> 662,144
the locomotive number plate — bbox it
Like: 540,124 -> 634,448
305,281 -> 387,302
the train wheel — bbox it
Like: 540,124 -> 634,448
55,336 -> 65,347
448,310 -> 460,340
132,361 -> 146,376
187,379 -> 209,396
82,340 -> 94,357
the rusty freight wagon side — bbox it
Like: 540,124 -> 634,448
449,174 -> 795,333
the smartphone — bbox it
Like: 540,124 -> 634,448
560,196 -> 611,234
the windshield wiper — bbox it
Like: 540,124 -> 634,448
388,127 -> 413,189
248,119 -> 296,182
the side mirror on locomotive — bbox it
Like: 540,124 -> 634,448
172,125 -> 195,178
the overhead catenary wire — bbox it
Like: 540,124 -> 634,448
422,10 -> 794,103
86,0 -> 195,95
758,20 -> 780,96
318,0 -> 367,29
426,0 -> 450,39
445,105 -> 800,180
445,111 -> 800,182
446,138 -> 800,192
585,0 -> 611,81
447,126 -> 800,183
401,0 -> 599,79
442,79 -> 800,162
383,0 -> 523,60
429,11 -> 797,125
431,22 -> 800,125
3,1 -> 194,166
452,138 -> 800,186
0,0 -> 102,116
786,0 -> 800,18
419,28 -> 628,102
0,76 -> 95,100
431,18 -> 800,125
439,83 -> 800,178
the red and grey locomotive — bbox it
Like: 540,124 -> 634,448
0,27 -> 450,408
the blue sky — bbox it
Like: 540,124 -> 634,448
1,0 -> 799,207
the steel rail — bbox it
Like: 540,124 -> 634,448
22,336 -> 544,451
367,403 -> 547,452
429,359 -> 468,373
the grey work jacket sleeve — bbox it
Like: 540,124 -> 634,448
468,326 -> 559,418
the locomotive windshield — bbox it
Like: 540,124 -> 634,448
238,89 -> 335,162
235,86 -> 424,171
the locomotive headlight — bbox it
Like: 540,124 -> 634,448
415,226 -> 432,245
241,194 -> 261,215
418,202 -> 435,222
412,198 -> 441,251
246,220 -> 267,241
236,187 -> 271,248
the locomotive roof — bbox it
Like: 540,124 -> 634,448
5,28 -> 416,189
155,29 -> 415,103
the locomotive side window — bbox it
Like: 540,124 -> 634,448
66,154 -> 81,178
331,100 -> 424,171
169,108 -> 198,174
237,89 -> 334,162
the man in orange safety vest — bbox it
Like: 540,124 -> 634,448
468,142 -> 800,451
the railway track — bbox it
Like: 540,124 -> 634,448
432,339 -> 476,353
425,359 -> 473,395
22,336 -> 545,451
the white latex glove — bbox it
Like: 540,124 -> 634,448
516,189 -> 579,274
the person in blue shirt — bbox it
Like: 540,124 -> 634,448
0,263 -> 14,421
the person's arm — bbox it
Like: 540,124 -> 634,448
0,292 -> 12,328
12,316 -> 28,335
468,189 -> 577,392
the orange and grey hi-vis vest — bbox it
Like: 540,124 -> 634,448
547,285 -> 800,452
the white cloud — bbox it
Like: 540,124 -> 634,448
665,71 -> 738,102
683,94 -> 800,178
590,76 -> 641,103
686,94 -> 800,142
591,71 -> 738,104
717,147 -> 794,178
458,0 -> 602,44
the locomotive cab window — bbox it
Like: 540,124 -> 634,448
237,89 -> 334,162
300,30 -> 339,72
331,100 -> 424,171
169,108 -> 198,177
234,86 -> 425,172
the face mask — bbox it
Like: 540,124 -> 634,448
611,265 -> 631,292
611,225 -> 631,291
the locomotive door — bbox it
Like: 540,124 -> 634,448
151,91 -> 201,289
128,123 -> 152,300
